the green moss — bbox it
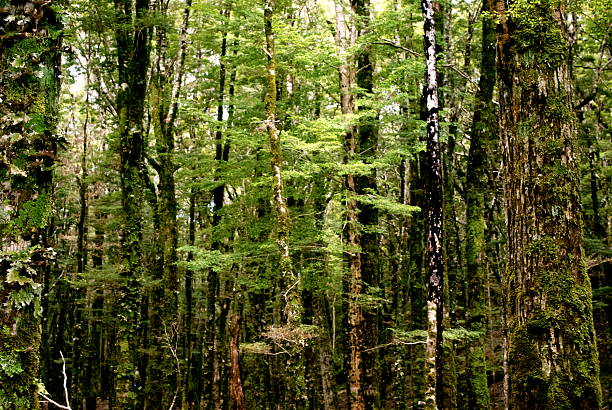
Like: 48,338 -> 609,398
509,326 -> 548,405
508,0 -> 568,67
12,193 -> 51,231
544,94 -> 573,121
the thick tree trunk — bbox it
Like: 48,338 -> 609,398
491,0 -> 602,408
421,0 -> 444,408
464,2 -> 496,408
0,2 -> 64,408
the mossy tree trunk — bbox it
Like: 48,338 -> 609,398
464,1 -> 496,407
421,0 -> 445,408
113,0 -> 151,405
491,0 -> 602,407
0,1 -> 64,408
147,1 -> 191,406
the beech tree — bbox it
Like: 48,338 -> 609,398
490,0 -> 603,407
0,0 -> 607,408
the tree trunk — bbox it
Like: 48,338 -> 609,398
0,1 -> 64,408
264,0 -> 299,325
333,2 -> 366,408
113,0 -> 151,404
353,1 -> 381,407
421,0 -> 445,408
229,313 -> 246,409
147,2 -> 192,406
464,2 -> 496,408
491,0 -> 602,407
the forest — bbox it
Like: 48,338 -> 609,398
0,0 -> 610,408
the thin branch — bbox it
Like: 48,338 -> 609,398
442,64 -> 480,90
362,339 -> 427,352
39,393 -> 71,410
282,279 -> 300,301
586,257 -> 612,271
162,321 -> 181,410
372,39 -> 421,56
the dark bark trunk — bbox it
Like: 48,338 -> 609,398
421,0 -> 445,408
229,313 -> 246,410
464,2 -> 496,408
113,0 -> 151,404
352,1 -> 382,407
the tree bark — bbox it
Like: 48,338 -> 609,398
333,1 -> 365,408
0,1 -> 64,408
113,0 -> 151,404
148,1 -> 192,406
421,0 -> 445,408
353,1 -> 381,407
229,313 -> 246,410
491,0 -> 603,407
264,0 -> 299,325
464,2 -> 496,408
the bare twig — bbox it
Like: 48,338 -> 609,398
161,321 -> 181,410
38,351 -> 72,410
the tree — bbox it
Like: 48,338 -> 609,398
0,1 -> 65,408
421,0 -> 445,408
464,1 -> 496,407
113,0 -> 151,405
491,0 -> 602,407
333,1 -> 366,407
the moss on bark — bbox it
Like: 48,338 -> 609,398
0,2 -> 63,407
493,0 -> 602,407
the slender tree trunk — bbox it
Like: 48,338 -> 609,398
264,4 -> 304,408
333,2 -> 366,408
491,0 -> 602,407
183,189 -> 196,408
148,2 -> 192,407
113,0 -> 151,404
229,313 -> 246,409
421,0 -> 444,408
464,2 -> 496,408
352,1 -> 381,407
264,0 -> 299,325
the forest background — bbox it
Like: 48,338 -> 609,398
0,0 -> 610,409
